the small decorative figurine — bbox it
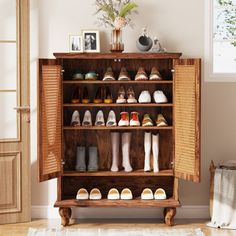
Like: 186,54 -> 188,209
152,37 -> 166,53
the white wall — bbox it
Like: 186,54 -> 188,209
30,0 -> 236,218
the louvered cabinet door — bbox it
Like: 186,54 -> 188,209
173,59 -> 201,183
39,64 -> 62,181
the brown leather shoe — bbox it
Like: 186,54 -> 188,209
82,87 -> 90,104
71,86 -> 81,103
104,86 -> 113,104
135,67 -> 148,81
103,67 -> 115,80
94,87 -> 103,104
118,67 -> 131,80
149,67 -> 162,80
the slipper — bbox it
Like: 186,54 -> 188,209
121,188 -> 133,200
76,188 -> 89,200
107,188 -> 120,200
141,188 -> 153,200
154,188 -> 166,200
89,188 -> 102,200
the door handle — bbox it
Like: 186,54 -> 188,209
14,106 -> 30,112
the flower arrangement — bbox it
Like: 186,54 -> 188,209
95,0 -> 138,29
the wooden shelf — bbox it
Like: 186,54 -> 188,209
63,80 -> 173,84
63,126 -> 173,131
63,169 -> 173,177
54,52 -> 182,60
54,198 -> 181,208
63,103 -> 174,107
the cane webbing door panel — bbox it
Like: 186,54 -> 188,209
39,64 -> 62,182
173,59 -> 201,183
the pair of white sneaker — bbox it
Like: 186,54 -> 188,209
71,110 -> 116,127
138,90 -> 168,103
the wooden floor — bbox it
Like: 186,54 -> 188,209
0,219 -> 235,236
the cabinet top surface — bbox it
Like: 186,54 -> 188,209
53,52 -> 182,59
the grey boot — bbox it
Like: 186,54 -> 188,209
88,146 -> 98,171
75,146 -> 86,171
111,132 -> 120,172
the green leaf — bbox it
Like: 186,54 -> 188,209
119,2 -> 138,17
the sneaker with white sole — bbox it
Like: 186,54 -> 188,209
106,110 -> 117,126
116,86 -> 126,103
82,110 -> 92,126
95,110 -> 105,126
130,111 -> 140,126
153,90 -> 168,103
71,110 -> 81,126
118,112 -> 129,126
138,91 -> 151,103
127,87 -> 137,103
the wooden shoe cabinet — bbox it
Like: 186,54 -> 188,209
38,53 -> 201,226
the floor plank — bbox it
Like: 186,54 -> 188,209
0,219 -> 235,236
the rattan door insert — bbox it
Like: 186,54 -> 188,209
39,65 -> 62,181
173,59 -> 201,183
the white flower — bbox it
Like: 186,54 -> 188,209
114,16 -> 127,29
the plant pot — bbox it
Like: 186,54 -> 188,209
110,29 -> 124,53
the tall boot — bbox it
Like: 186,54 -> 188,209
144,132 -> 151,171
152,133 -> 159,172
75,146 -> 86,171
122,132 -> 132,172
88,146 -> 98,171
111,132 -> 120,172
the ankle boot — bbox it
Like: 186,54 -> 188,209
75,146 -> 86,171
144,132 -> 151,171
152,133 -> 159,172
121,132 -> 132,172
110,132 -> 120,172
88,146 -> 98,171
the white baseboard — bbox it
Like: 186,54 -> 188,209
32,205 -> 210,219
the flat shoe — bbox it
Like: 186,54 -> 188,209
107,188 -> 120,200
76,188 -> 89,200
141,188 -> 153,200
121,188 -> 133,200
89,188 -> 102,200
154,188 -> 166,200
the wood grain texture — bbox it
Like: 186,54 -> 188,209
63,80 -> 173,84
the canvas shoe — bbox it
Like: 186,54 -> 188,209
95,110 -> 105,126
118,112 -> 129,126
107,188 -> 120,200
142,114 -> 153,127
103,67 -> 115,80
71,86 -> 81,103
93,87 -> 103,104
135,67 -> 148,80
106,110 -> 117,127
116,86 -> 126,103
138,91 -> 151,103
156,114 -> 168,127
153,90 -> 168,103
82,87 -> 90,104
130,112 -> 140,126
149,67 -> 162,80
126,87 -> 137,103
154,188 -> 167,200
89,188 -> 102,200
121,188 -> 133,200
76,188 -> 89,200
82,110 -> 92,126
104,86 -> 113,104
141,188 -> 153,200
118,67 -> 131,80
71,110 -> 81,126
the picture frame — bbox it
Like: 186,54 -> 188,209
69,35 -> 83,53
82,30 -> 100,53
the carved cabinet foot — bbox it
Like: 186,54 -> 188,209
59,207 -> 72,226
163,207 -> 176,226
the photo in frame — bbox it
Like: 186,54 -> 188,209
82,30 -> 100,52
69,35 -> 83,52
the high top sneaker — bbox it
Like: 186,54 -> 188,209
130,112 -> 140,126
118,112 -> 129,126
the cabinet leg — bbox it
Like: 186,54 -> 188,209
163,207 -> 176,226
59,207 -> 72,226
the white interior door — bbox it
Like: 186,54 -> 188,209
0,0 -> 30,224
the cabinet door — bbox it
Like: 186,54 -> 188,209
39,63 -> 62,182
173,59 -> 201,183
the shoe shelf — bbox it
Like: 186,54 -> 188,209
62,169 -> 173,177
63,103 -> 174,107
63,80 -> 173,84
54,198 -> 181,208
63,126 -> 173,130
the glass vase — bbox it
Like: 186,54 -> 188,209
110,29 -> 124,53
